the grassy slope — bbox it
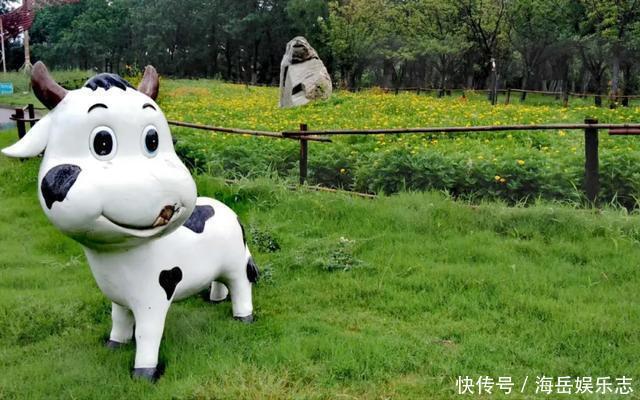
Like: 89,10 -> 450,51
0,129 -> 639,399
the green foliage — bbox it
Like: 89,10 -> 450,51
316,237 -> 363,272
250,225 -> 281,253
151,79 -> 640,207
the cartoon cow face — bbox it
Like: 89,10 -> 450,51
2,63 -> 197,249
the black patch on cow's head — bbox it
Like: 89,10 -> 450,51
85,73 -> 134,92
183,205 -> 215,233
41,164 -> 82,209
159,267 -> 182,300
246,256 -> 259,283
238,217 -> 246,245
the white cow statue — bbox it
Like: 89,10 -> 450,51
1,62 -> 259,381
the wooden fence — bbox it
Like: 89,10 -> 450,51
381,86 -> 640,107
9,103 -> 640,204
281,121 -> 640,203
165,116 -> 640,204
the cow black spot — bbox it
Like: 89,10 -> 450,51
40,164 -> 82,209
246,257 -> 260,283
238,217 -> 246,245
183,205 -> 215,233
159,267 -> 182,300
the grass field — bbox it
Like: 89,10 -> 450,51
1,127 -> 640,399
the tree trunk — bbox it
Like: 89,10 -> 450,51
610,53 -> 620,108
594,72 -> 603,107
621,63 -> 632,107
520,72 -> 528,102
382,59 -> 394,88
225,40 -> 233,80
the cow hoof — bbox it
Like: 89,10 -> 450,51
105,339 -> 126,349
132,367 -> 162,382
234,314 -> 255,324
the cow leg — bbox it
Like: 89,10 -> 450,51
131,304 -> 170,381
227,275 -> 254,323
106,302 -> 134,348
209,281 -> 229,302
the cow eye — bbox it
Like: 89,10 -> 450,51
89,127 -> 117,160
142,126 -> 159,157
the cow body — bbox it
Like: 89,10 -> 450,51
86,197 -> 254,370
1,63 -> 257,381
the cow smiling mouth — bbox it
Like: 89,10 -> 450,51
103,204 -> 180,231
152,205 -> 176,228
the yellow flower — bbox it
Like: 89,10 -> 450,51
340,168 -> 346,174
517,159 -> 525,166
500,178 -> 507,184
559,130 -> 566,137
495,175 -> 501,181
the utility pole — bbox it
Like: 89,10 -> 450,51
0,18 -> 6,74
22,0 -> 32,73
23,29 -> 31,72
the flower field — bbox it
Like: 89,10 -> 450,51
158,80 -> 640,207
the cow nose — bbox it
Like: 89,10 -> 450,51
152,205 -> 175,228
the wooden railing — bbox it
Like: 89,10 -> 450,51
168,116 -> 640,204
11,104 -> 640,204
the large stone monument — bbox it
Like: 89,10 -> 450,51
279,36 -> 332,108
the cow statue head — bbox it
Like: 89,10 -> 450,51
1,62 -> 197,250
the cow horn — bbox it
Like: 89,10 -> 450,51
138,65 -> 159,100
31,61 -> 67,110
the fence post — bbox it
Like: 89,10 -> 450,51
14,107 -> 25,138
26,103 -> 35,128
584,118 -> 599,204
299,123 -> 308,185
594,95 -> 602,107
505,88 -> 511,105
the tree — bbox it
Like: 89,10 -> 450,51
507,0 -> 572,91
457,0 -> 509,88
323,0 -> 391,89
580,0 -> 640,106
407,0 -> 471,91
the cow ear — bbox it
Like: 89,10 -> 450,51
1,115 -> 51,158
32,61 -> 67,110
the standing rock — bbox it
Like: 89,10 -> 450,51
279,37 -> 332,108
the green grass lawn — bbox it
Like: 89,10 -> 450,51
1,128 -> 639,399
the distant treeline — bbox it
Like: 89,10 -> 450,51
9,0 -> 640,97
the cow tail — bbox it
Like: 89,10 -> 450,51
238,217 -> 259,283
